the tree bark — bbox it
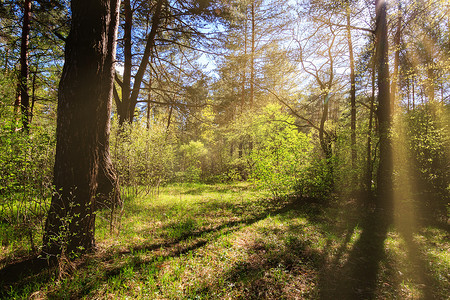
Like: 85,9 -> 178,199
366,53 -> 376,197
17,0 -> 31,131
250,1 -> 255,109
346,4 -> 357,170
392,2 -> 401,113
375,0 -> 393,214
117,0 -> 164,124
43,0 -> 120,256
241,7 -> 247,113
319,94 -> 332,160
119,0 -> 132,125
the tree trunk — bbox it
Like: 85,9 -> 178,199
118,0 -> 132,125
123,0 -> 164,124
319,94 -> 332,160
346,4 -> 357,170
43,0 -> 120,256
392,2 -> 401,113
250,1 -> 255,109
17,0 -> 31,132
366,55 -> 376,197
241,8 -> 247,113
375,0 -> 393,214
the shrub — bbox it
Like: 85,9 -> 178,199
110,118 -> 176,197
248,104 -> 311,197
0,123 -> 55,251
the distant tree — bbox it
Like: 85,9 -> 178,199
0,0 -> 69,129
295,9 -> 341,161
43,0 -> 120,256
114,0 -> 234,125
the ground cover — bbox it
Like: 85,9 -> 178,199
1,183 -> 449,299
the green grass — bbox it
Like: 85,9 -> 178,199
1,182 -> 449,299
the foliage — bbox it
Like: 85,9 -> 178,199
110,118 -> 176,198
2,183 -> 449,299
0,122 -> 55,252
405,103 -> 450,219
247,104 -> 311,197
295,156 -> 334,201
177,140 -> 208,183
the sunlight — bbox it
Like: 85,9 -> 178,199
392,111 -> 417,234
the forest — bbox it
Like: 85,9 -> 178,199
0,0 -> 449,298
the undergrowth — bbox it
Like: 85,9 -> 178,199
1,183 -> 448,299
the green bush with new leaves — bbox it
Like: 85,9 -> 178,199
247,104 -> 311,197
110,118 -> 176,197
0,123 -> 55,251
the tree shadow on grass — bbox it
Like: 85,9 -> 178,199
0,255 -> 57,297
319,209 -> 390,300
0,194 -> 324,299
395,220 -> 448,299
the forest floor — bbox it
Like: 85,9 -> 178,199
0,182 -> 449,299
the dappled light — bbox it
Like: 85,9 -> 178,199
1,0 -> 449,298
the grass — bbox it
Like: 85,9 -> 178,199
1,182 -> 449,299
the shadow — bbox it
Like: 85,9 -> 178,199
2,194 -> 322,299
319,209 -> 390,300
398,227 -> 445,299
0,256 -> 57,297
69,196 -> 325,299
185,210 -> 327,299
131,195 -> 321,255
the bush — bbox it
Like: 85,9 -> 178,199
295,156 -> 334,201
110,118 -> 176,197
176,140 -> 207,183
247,104 -> 311,197
405,104 -> 450,219
0,123 -> 55,251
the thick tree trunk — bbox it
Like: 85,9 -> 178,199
375,0 -> 393,214
97,142 -> 122,209
43,0 -> 120,256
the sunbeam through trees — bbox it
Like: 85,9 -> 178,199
0,0 -> 449,298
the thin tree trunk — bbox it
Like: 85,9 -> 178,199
366,56 -> 376,196
18,0 -> 31,132
250,1 -> 255,109
126,0 -> 164,123
407,76 -> 410,112
147,57 -> 153,130
30,68 -> 36,125
119,0 -> 133,125
426,66 -> 435,102
43,0 -> 120,256
319,94 -> 332,160
346,4 -> 357,170
147,93 -> 152,130
241,9 -> 247,113
166,105 -> 173,130
392,1 -> 401,113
